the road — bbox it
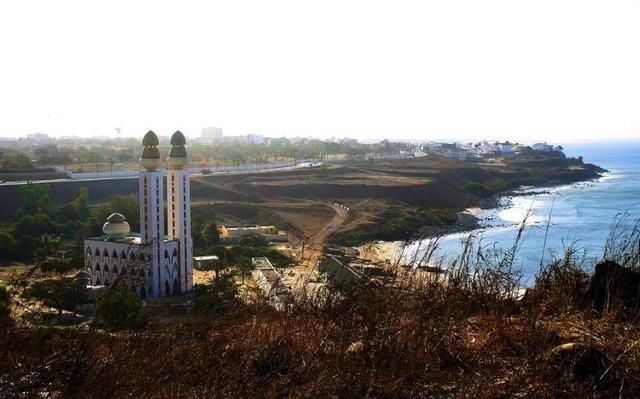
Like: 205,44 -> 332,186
0,161 -> 324,186
291,202 -> 349,268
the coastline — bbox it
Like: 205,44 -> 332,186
331,154 -> 606,247
363,166 -> 608,267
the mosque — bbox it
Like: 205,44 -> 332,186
83,130 -> 193,298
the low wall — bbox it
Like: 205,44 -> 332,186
0,171 -> 66,181
66,161 -> 318,180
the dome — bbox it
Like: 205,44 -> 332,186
106,212 -> 126,223
140,130 -> 162,170
167,130 -> 188,170
141,147 -> 161,159
102,213 -> 131,238
142,130 -> 160,146
168,146 -> 187,158
170,130 -> 187,146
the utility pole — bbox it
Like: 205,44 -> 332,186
115,127 -> 122,149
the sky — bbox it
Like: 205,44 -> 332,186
1,0 -> 640,143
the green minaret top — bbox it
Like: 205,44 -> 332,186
140,130 -> 162,170
142,130 -> 160,147
169,130 -> 186,146
167,130 -> 188,169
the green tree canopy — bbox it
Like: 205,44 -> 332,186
22,278 -> 88,316
15,183 -> 51,217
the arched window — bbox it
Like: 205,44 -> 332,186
164,250 -> 169,258
87,261 -> 92,271
102,249 -> 108,258
172,248 -> 178,258
129,253 -> 136,264
86,247 -> 92,257
95,277 -> 101,285
104,264 -> 109,273
94,248 -> 100,257
112,265 -> 118,274
95,263 -> 101,272
121,250 -> 127,259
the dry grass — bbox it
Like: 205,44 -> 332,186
2,220 -> 640,398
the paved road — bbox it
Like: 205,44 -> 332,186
0,161 -> 324,186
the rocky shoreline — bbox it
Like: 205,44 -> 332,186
363,169 -> 608,266
409,167 -> 607,243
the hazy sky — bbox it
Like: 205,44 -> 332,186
1,1 -> 640,142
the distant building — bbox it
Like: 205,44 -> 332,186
218,225 -> 287,242
201,127 -> 223,142
221,135 -> 247,144
532,142 -> 554,152
27,132 -> 49,144
496,143 -> 514,155
251,257 -> 292,307
318,256 -> 363,285
339,137 -> 358,145
246,133 -> 265,145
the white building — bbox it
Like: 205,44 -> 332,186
532,142 -> 554,152
83,130 -> 193,298
246,133 -> 265,145
201,126 -> 223,142
496,143 -> 515,155
27,132 -> 50,144
251,257 -> 292,307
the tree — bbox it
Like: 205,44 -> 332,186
236,256 -> 254,284
0,148 -> 34,170
13,214 -> 56,239
20,235 -> 85,315
94,287 -> 143,329
22,278 -> 88,316
72,188 -> 90,219
0,284 -> 10,326
15,183 -> 51,217
0,231 -> 17,261
200,222 -> 220,245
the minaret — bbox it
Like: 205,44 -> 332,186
166,130 -> 193,293
139,130 -> 165,297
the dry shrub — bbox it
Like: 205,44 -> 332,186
528,246 -> 591,315
4,221 -> 640,397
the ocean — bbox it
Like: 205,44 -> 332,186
402,141 -> 640,285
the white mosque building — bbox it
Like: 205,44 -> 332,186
83,130 -> 193,298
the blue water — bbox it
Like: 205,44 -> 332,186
404,141 -> 640,284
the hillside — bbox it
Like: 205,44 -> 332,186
0,155 -> 603,245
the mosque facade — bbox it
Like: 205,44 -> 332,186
83,130 -> 193,298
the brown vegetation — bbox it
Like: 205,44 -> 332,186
2,232 -> 640,398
